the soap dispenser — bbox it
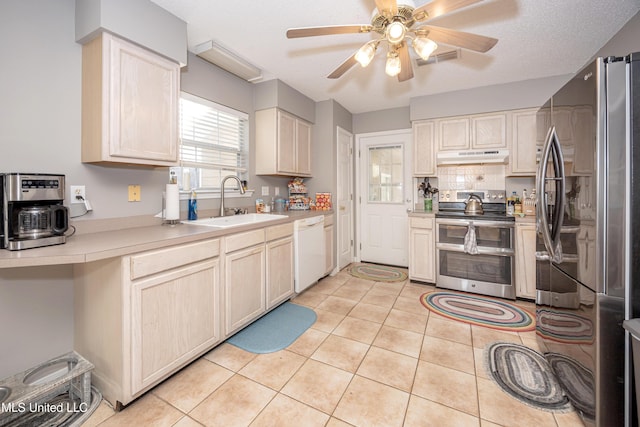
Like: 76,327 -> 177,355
188,191 -> 198,220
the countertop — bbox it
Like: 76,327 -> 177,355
0,210 -> 331,269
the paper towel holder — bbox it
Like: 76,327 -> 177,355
161,191 -> 181,226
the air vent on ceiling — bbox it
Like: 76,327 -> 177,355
416,48 -> 460,66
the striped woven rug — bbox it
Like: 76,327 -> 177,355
421,291 -> 535,332
347,263 -> 408,282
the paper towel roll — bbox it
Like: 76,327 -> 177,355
165,184 -> 180,220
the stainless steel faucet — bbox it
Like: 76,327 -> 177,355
220,175 -> 246,217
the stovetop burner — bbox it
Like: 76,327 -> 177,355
435,189 -> 514,222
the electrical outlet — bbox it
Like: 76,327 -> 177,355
261,186 -> 270,196
70,185 -> 85,204
128,185 -> 141,202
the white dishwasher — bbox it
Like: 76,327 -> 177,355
294,215 -> 326,292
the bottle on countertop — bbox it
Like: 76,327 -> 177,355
507,191 -> 516,215
188,191 -> 198,220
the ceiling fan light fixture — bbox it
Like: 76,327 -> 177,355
385,51 -> 401,77
355,42 -> 377,67
386,21 -> 406,44
413,36 -> 438,61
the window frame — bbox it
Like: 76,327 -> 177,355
171,92 -> 253,199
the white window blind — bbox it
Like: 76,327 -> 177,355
177,92 -> 248,189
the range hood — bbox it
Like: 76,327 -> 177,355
436,149 -> 509,165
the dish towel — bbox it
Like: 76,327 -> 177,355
464,223 -> 478,254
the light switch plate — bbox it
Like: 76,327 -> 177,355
128,185 -> 141,202
261,186 -> 269,196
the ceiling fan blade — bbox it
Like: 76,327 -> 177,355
413,0 -> 483,21
418,25 -> 498,52
327,53 -> 359,79
374,0 -> 398,18
397,41 -> 414,82
287,25 -> 372,38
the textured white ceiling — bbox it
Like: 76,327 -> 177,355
151,0 -> 640,114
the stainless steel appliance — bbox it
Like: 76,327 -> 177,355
435,190 -> 515,299
1,173 -> 69,250
535,54 -> 640,426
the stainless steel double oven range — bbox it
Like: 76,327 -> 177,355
435,189 -> 516,299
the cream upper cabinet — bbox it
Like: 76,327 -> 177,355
438,113 -> 506,151
256,108 -> 312,177
571,106 -> 595,175
471,113 -> 507,149
515,223 -> 536,299
438,117 -> 470,151
413,120 -> 436,176
81,32 -> 180,166
296,120 -> 312,175
508,109 -> 539,176
408,216 -> 435,283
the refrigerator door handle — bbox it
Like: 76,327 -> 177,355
537,126 -> 557,258
549,128 -> 566,261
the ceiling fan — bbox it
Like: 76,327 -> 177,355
286,0 -> 498,82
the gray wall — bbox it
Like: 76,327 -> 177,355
352,106 -> 411,134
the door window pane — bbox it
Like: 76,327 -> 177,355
368,145 -> 403,203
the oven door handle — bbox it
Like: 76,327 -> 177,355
435,218 -> 514,228
436,242 -> 514,256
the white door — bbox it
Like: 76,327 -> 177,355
358,130 -> 412,267
337,127 -> 354,269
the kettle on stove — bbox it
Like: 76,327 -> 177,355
464,194 -> 484,215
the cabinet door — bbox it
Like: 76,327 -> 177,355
296,119 -> 312,176
553,107 -> 574,145
277,111 -> 297,174
515,224 -> 536,299
472,113 -> 507,149
131,259 -> 220,393
413,120 -> 436,176
409,223 -> 435,283
266,236 -> 294,309
108,35 -> 179,163
509,110 -> 538,175
225,244 -> 266,334
577,226 -> 596,284
438,118 -> 470,151
571,107 -> 595,175
324,225 -> 335,275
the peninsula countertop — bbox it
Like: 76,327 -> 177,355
0,210 -> 331,269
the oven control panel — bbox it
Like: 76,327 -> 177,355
438,190 -> 506,203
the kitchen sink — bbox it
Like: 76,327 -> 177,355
184,213 -> 287,228
0,386 -> 10,403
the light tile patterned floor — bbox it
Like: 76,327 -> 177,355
84,265 -> 586,427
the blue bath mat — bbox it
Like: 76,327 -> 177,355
226,302 -> 317,353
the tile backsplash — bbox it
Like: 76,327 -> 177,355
436,164 -> 506,190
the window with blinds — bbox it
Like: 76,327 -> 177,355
171,92 -> 248,191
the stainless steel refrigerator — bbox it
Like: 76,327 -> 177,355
536,53 -> 640,427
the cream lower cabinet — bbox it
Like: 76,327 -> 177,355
515,223 -> 537,299
409,216 -> 435,283
224,229 -> 266,335
266,223 -> 295,309
73,239 -> 221,407
324,214 -> 335,275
